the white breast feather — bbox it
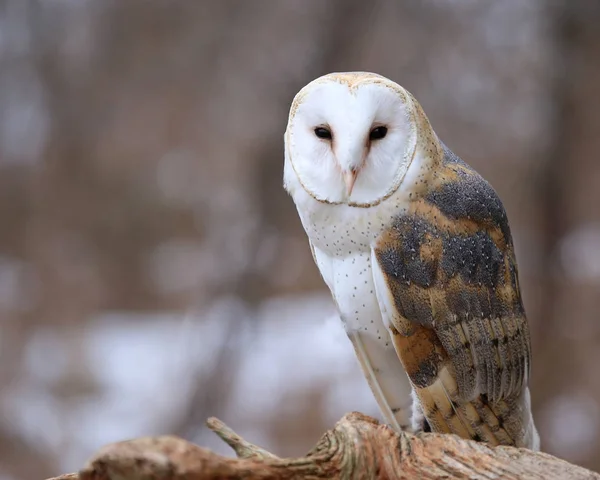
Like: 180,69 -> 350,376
309,230 -> 414,431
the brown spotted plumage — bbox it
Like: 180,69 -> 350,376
373,145 -> 536,447
284,72 -> 539,451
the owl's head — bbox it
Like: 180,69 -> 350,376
284,72 -> 430,207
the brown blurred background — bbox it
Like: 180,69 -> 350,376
1,1 -> 600,478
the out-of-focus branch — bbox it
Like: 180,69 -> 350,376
47,412 -> 599,480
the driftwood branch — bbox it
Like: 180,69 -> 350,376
47,412 -> 599,480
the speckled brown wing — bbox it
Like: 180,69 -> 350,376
371,145 -> 533,447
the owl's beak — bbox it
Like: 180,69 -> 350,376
343,169 -> 358,196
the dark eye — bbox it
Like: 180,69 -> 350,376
314,127 -> 332,139
369,126 -> 388,140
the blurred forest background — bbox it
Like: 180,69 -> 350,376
1,1 -> 600,478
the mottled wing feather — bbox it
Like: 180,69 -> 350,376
372,145 -> 532,446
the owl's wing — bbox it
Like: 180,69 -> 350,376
371,149 -> 532,446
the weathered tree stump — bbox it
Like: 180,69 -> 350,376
47,412 -> 599,479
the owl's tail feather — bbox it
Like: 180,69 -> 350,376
471,386 -> 540,450
347,330 -> 413,432
415,366 -> 540,450
414,367 -> 484,441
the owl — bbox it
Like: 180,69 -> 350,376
283,72 -> 540,450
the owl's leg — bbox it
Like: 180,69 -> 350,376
410,388 -> 429,433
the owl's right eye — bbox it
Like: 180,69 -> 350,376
314,127 -> 332,140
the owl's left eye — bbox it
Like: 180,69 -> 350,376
370,126 -> 388,140
314,127 -> 332,140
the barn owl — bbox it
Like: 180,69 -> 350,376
283,72 -> 540,450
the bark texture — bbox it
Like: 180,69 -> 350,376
46,412 -> 599,480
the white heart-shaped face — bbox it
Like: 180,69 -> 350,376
284,72 -> 418,207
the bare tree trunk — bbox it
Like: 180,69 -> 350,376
47,413 -> 598,480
